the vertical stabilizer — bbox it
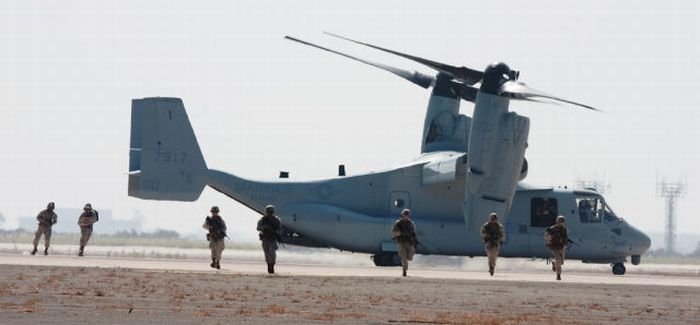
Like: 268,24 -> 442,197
128,97 -> 208,201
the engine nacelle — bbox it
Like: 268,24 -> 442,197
464,91 -> 529,229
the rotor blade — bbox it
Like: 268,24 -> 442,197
324,31 -> 484,85
285,36 -> 434,89
502,81 -> 599,111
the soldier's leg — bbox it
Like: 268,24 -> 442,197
270,243 -> 277,274
79,228 -> 86,246
262,240 -> 275,274
269,243 -> 277,265
397,243 -> 409,273
32,227 -> 43,254
553,249 -> 564,279
85,228 -> 93,245
486,245 -> 498,274
217,240 -> 224,268
44,228 -> 52,253
79,228 -> 91,256
209,240 -> 217,268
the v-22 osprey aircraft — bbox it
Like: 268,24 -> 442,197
127,33 -> 651,275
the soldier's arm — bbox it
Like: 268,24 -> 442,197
499,224 -> 506,242
274,217 -> 282,233
256,219 -> 264,232
202,217 -> 211,230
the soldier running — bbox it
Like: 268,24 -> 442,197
31,202 -> 58,256
77,203 -> 98,256
391,208 -> 417,277
545,215 -> 569,280
480,212 -> 505,276
202,206 -> 227,269
257,205 -> 282,274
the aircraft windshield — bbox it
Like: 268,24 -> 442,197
603,202 -> 621,223
577,196 -> 620,223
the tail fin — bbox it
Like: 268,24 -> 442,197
128,97 -> 208,201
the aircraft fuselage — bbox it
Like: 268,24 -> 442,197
206,157 -> 650,264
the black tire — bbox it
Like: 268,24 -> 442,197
612,263 -> 626,275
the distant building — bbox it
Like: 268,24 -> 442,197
18,208 -> 143,234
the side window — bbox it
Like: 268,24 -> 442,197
530,197 -> 558,227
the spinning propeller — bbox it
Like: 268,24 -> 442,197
286,33 -> 598,111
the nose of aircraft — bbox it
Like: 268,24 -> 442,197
629,224 -> 651,255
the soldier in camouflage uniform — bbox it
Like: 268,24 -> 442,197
480,212 -> 506,276
77,203 -> 98,256
257,205 -> 282,274
391,209 -> 417,277
202,206 -> 227,269
545,216 -> 569,281
31,202 -> 58,255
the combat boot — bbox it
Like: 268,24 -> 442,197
267,263 -> 274,274
210,259 -> 217,269
44,248 -> 49,256
78,246 -> 84,256
556,274 -> 561,281
31,247 -> 37,255
402,269 -> 407,277
489,266 -> 494,276
215,259 -> 221,270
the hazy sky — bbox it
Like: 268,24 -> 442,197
1,1 -> 698,243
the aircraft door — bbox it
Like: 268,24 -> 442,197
528,196 -> 559,256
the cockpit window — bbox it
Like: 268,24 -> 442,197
531,197 -> 558,227
603,203 -> 620,223
577,197 -> 620,223
577,197 -> 601,223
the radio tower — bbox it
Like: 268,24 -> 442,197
656,181 -> 686,254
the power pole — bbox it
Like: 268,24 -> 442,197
656,181 -> 686,254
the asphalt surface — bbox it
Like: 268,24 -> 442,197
2,253 -> 699,287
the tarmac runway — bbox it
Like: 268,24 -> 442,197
2,253 -> 699,287
2,252 -> 700,324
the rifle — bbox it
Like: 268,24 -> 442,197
205,216 -> 228,240
415,238 -> 424,250
566,238 -> 579,251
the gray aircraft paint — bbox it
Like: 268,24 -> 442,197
128,96 -> 650,274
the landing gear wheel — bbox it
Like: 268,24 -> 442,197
612,263 -> 626,275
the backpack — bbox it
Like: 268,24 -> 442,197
546,226 -> 565,248
485,223 -> 500,243
93,210 -> 99,222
